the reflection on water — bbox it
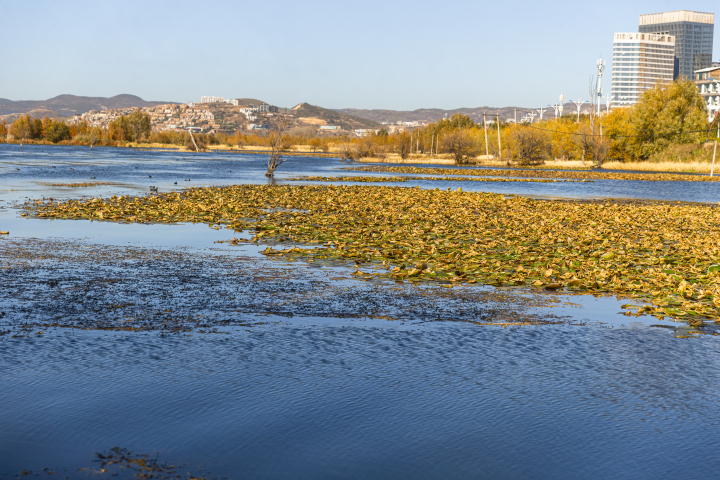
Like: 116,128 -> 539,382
1,144 -> 720,479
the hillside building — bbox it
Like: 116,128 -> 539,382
638,11 -> 714,79
611,32 -> 675,107
201,96 -> 224,104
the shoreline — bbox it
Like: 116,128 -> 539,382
2,139 -> 718,174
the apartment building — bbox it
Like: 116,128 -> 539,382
695,66 -> 720,121
611,32 -> 675,106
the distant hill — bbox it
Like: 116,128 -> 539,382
0,94 -> 175,119
336,106 -> 548,124
293,103 -> 380,130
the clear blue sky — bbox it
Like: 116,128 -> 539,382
0,0 -> 717,110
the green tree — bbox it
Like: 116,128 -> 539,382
126,110 -> 151,143
630,79 -> 709,159
32,118 -> 43,139
434,113 -> 477,134
44,121 -> 72,143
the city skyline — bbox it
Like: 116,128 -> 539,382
1,0 -> 719,110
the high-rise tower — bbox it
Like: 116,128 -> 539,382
639,10 -> 714,80
611,33 -> 675,106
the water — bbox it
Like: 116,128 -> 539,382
3,143 -> 720,203
1,144 -> 719,479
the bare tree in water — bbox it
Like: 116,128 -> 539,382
266,120 -> 292,177
88,127 -> 100,149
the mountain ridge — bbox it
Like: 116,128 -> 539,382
0,94 -> 174,119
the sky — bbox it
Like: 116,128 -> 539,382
0,0 -> 718,110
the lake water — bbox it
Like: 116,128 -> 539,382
1,144 -> 719,479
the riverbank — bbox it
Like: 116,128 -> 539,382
3,138 -> 719,174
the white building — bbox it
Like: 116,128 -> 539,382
695,66 -> 720,121
611,32 -> 676,107
201,96 -> 225,104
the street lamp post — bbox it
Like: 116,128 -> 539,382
572,100 -> 586,123
536,107 -> 548,121
602,93 -> 612,114
550,104 -> 561,119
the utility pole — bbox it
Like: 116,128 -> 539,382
496,113 -> 503,165
514,108 -> 517,124
559,94 -> 564,117
712,113 -> 719,177
597,58 -> 605,117
483,113 -> 489,160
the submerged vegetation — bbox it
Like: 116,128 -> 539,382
29,184 -> 720,325
287,175 -> 587,184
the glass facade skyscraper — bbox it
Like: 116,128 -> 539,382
639,10 -> 714,80
611,33 -> 675,106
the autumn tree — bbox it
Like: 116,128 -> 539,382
87,127 -> 101,148
507,125 -> 550,165
11,115 -> 33,141
440,129 -> 480,163
393,131 -> 412,159
0,119 -> 7,138
309,137 -> 322,152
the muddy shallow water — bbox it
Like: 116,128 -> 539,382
1,144 -> 720,479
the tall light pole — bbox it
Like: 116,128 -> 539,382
550,104 -> 561,119
559,94 -> 564,117
597,58 -> 605,116
536,107 -> 548,121
603,93 -> 612,114
527,112 -> 537,123
572,100 -> 586,123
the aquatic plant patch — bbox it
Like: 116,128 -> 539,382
27,184 -> 720,324
287,175 -> 588,184
345,165 -> 720,182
